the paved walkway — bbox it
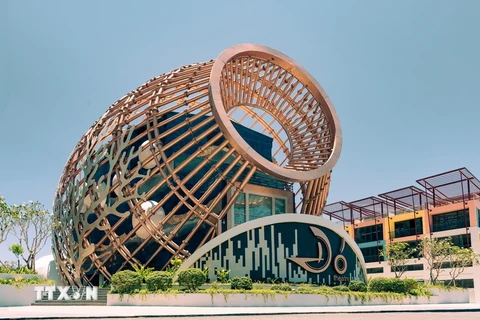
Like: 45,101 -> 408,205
1,304 -> 480,319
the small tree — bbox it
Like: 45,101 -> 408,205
447,246 -> 480,286
216,268 -> 231,283
11,201 -> 53,271
166,256 -> 184,275
0,196 -> 14,247
381,242 -> 416,278
419,237 -> 453,284
132,264 -> 154,283
8,243 -> 24,269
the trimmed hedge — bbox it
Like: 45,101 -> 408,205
177,268 -> 206,292
0,276 -> 53,285
0,266 -> 37,274
295,286 -> 314,293
368,277 -> 419,294
403,278 -> 419,292
271,284 -> 293,291
348,280 -> 367,292
230,276 -> 253,290
111,270 -> 142,294
369,277 -> 390,292
146,271 -> 173,292
333,285 -> 350,292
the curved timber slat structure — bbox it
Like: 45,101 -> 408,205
53,44 -> 342,286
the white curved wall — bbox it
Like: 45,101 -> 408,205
177,214 -> 367,284
35,254 -> 62,284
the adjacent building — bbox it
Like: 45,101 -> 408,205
323,167 -> 480,290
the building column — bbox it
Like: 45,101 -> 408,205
470,227 -> 480,302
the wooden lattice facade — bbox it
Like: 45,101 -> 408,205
53,44 -> 342,286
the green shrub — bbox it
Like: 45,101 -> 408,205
403,278 -> 419,292
132,264 -> 154,283
295,286 -> 314,293
318,285 -> 335,292
333,285 -> 350,292
0,265 -> 37,274
409,287 -> 432,296
271,284 -> 292,291
166,256 -> 184,275
216,269 -> 230,283
111,270 -> 142,294
145,271 -> 173,292
368,277 -> 412,294
368,277 -> 390,292
177,268 -> 206,292
0,277 -> 54,286
390,278 -> 407,293
202,266 -> 210,279
230,276 -> 253,290
266,277 -> 279,284
348,280 -> 367,292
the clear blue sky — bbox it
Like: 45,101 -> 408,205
1,0 -> 479,261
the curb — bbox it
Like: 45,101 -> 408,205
3,307 -> 480,320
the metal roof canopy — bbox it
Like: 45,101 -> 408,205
348,196 -> 390,219
323,167 -> 480,220
416,167 -> 480,205
323,197 -> 394,223
322,201 -> 352,223
378,185 -> 446,212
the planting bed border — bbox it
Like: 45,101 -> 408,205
0,285 -> 38,307
108,288 -> 471,307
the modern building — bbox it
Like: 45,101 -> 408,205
52,44 -> 346,286
323,167 -> 480,291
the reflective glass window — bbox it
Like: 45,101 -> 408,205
233,193 -> 246,225
248,194 -> 272,221
275,198 -> 286,214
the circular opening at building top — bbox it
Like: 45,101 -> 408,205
209,44 -> 342,182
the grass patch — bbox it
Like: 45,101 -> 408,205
0,276 -> 54,288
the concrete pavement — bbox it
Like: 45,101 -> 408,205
0,304 -> 480,319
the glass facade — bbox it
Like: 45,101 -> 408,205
366,267 -> 384,274
438,234 -> 471,248
449,279 -> 474,288
233,193 -> 246,226
248,194 -> 272,221
435,261 -> 473,269
354,224 -> 384,244
231,191 -> 288,227
432,209 -> 469,232
360,246 -> 383,263
393,218 -> 422,238
275,198 -> 286,215
391,264 -> 424,272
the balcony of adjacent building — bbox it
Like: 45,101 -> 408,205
389,218 -> 423,240
431,209 -> 470,232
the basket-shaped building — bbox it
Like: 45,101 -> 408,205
53,44 -> 342,286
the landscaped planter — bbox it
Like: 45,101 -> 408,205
427,287 -> 470,304
0,273 -> 40,280
0,285 -> 37,307
107,289 -> 470,307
